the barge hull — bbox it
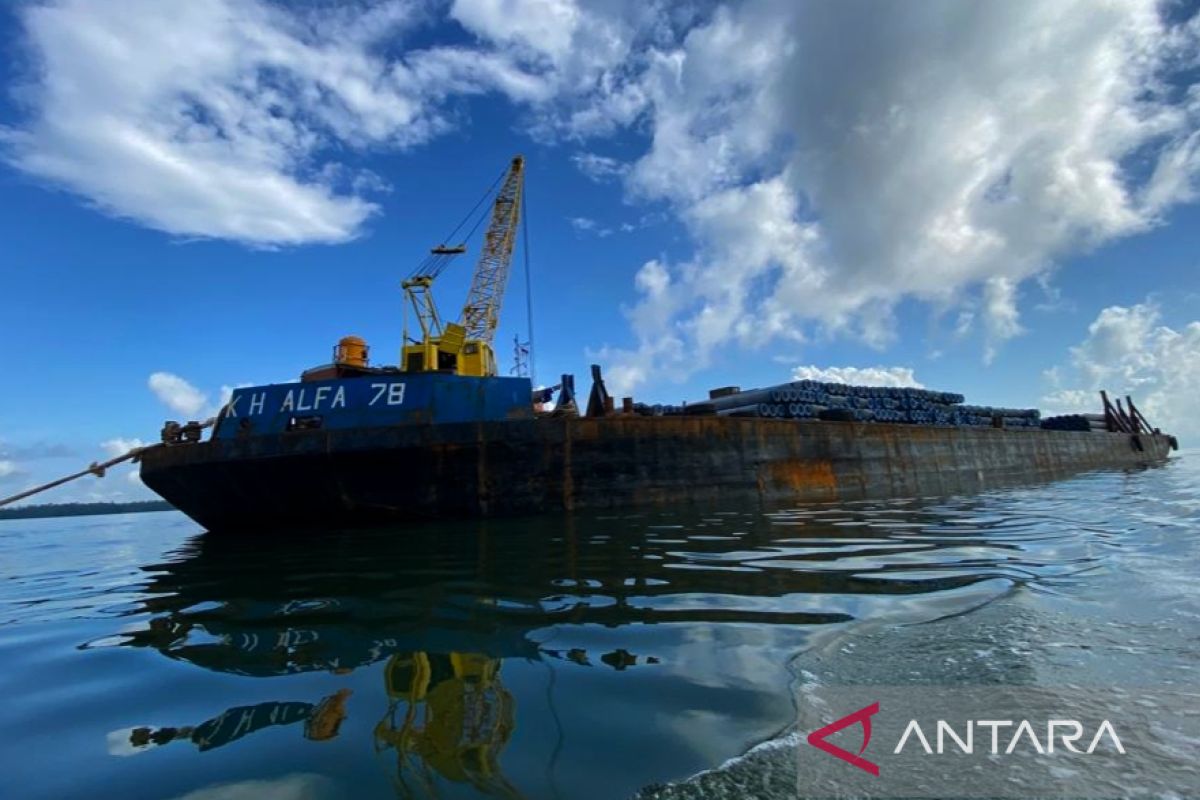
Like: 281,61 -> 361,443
139,417 -> 1174,532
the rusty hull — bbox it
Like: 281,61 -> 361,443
139,417 -> 1174,532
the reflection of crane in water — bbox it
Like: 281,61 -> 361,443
118,649 -> 523,800
123,689 -> 353,753
375,652 -> 522,800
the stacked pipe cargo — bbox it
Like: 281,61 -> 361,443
1041,413 -> 1109,432
672,379 -> 1042,428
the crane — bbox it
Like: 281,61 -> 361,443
400,156 -> 525,378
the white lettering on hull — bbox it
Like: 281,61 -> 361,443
370,382 -> 406,406
263,382 -> 410,415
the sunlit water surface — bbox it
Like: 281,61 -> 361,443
1,453 -> 1197,799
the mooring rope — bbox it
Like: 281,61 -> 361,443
0,418 -> 215,508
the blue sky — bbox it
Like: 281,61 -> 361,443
0,0 -> 1198,502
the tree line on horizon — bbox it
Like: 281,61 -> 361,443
0,500 -> 172,521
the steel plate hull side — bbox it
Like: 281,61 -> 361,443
139,418 -> 1174,532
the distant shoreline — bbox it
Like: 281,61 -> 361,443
0,501 -> 173,521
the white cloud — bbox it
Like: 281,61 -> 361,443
1,0 -> 445,245
599,176 -> 822,393
446,0 -> 672,140
101,438 -> 147,458
1043,302 -> 1200,438
98,438 -> 149,491
982,277 -> 1025,364
588,0 -> 1200,392
592,257 -> 687,395
568,216 -> 613,237
1040,388 -> 1096,414
0,441 -> 37,487
450,0 -> 582,62
572,152 -> 628,182
1,0 -> 673,245
0,439 -> 74,460
790,366 -> 924,389
148,372 -> 208,417
145,374 -> 253,420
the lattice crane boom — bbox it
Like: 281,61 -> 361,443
460,156 -> 524,345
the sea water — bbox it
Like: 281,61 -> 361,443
1,453 -> 1197,799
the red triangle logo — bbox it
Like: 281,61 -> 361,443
806,701 -> 880,776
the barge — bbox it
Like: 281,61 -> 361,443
139,371 -> 1174,532
133,155 -> 1175,531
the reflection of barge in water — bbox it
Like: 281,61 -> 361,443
113,518 -> 806,797
108,505 -> 1044,797
117,518 -> 861,678
137,155 -> 1177,532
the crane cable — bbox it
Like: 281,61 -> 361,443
0,419 -> 217,508
408,165 -> 508,280
521,186 -> 535,386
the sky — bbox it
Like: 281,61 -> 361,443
0,0 -> 1198,503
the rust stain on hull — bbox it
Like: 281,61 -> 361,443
760,459 -> 838,501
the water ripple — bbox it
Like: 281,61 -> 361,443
0,456 -> 1195,800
